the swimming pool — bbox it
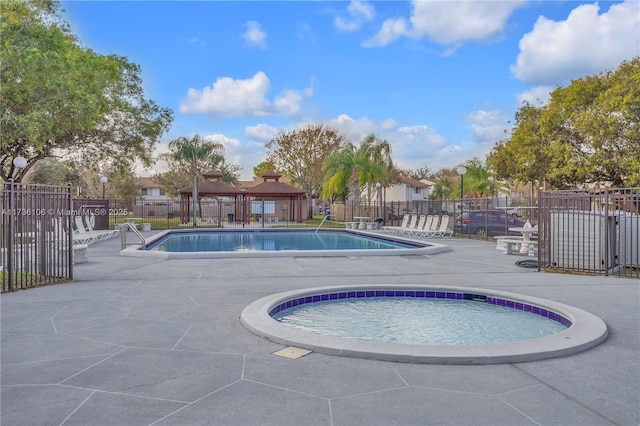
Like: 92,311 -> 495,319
241,285 -> 608,364
272,297 -> 568,345
122,229 -> 451,259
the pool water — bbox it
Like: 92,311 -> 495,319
147,231 -> 418,252
273,297 -> 568,345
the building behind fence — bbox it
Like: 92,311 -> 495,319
1,182 -> 74,292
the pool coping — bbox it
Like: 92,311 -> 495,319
240,284 -> 608,364
119,228 -> 452,259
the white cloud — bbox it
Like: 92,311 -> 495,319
205,133 -> 240,149
202,132 -> 265,180
363,0 -> 524,47
245,123 -> 279,142
516,86 -> 554,107
349,1 -> 375,21
243,21 -> 267,48
179,72 -> 313,118
463,109 -> 510,146
335,1 -> 375,32
409,0 -> 525,44
327,114 -> 383,141
361,18 -> 407,47
511,1 -> 640,86
335,17 -> 360,33
274,84 -> 315,117
187,36 -> 205,47
180,72 -> 270,117
297,21 -> 315,42
326,114 -> 464,171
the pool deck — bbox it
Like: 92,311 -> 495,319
2,231 -> 638,426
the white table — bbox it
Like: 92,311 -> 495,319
354,217 -> 370,229
508,226 -> 538,254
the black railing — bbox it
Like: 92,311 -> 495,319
1,182 -> 74,292
101,196 -> 534,232
538,187 -> 639,278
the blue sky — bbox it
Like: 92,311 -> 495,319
62,1 -> 640,180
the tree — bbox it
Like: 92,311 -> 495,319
156,134 -> 239,218
107,165 -> 140,201
252,160 -> 277,178
489,57 -> 640,188
461,158 -> 499,197
28,158 -> 78,186
488,102 -> 550,190
321,134 -> 394,215
430,168 -> 457,200
0,0 -> 173,182
266,123 -> 346,218
397,166 -> 434,181
152,169 -> 188,200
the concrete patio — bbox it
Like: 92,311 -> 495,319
1,233 -> 638,425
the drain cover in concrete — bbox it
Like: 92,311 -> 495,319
273,346 -> 312,359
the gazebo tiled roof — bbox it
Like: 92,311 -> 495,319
246,173 -> 306,198
178,172 -> 305,224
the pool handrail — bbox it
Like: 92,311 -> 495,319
120,222 -> 146,250
315,214 -> 331,233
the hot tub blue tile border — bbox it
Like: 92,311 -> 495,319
269,290 -> 573,327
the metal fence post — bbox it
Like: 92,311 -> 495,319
68,183 -> 74,280
7,180 -> 15,291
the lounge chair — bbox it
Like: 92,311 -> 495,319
408,215 -> 428,236
381,214 -> 411,233
415,215 -> 435,236
84,214 -> 119,241
422,215 -> 453,237
73,215 -> 116,244
415,215 -> 439,237
51,217 -> 89,245
399,214 -> 419,235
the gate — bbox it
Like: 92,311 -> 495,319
1,181 -> 74,292
538,187 -> 639,277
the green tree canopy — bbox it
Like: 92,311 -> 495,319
489,57 -> 640,188
430,168 -> 457,200
27,158 -> 77,186
252,160 -> 278,178
461,158 -> 499,197
0,0 -> 173,182
321,134 -> 394,214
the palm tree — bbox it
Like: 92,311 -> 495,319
165,134 -> 224,223
322,134 -> 394,216
460,159 -> 500,198
431,176 -> 454,200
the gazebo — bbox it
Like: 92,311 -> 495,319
179,171 -> 243,224
244,173 -> 306,223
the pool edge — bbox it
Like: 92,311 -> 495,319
120,228 -> 452,259
240,284 -> 608,365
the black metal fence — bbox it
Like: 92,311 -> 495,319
102,196 -> 533,231
538,187 -> 639,278
1,182 -> 74,292
105,198 -> 336,230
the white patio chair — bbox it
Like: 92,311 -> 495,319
408,215 -> 428,235
381,214 -> 410,233
84,214 -> 119,241
415,215 -> 439,237
399,214 -> 420,235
